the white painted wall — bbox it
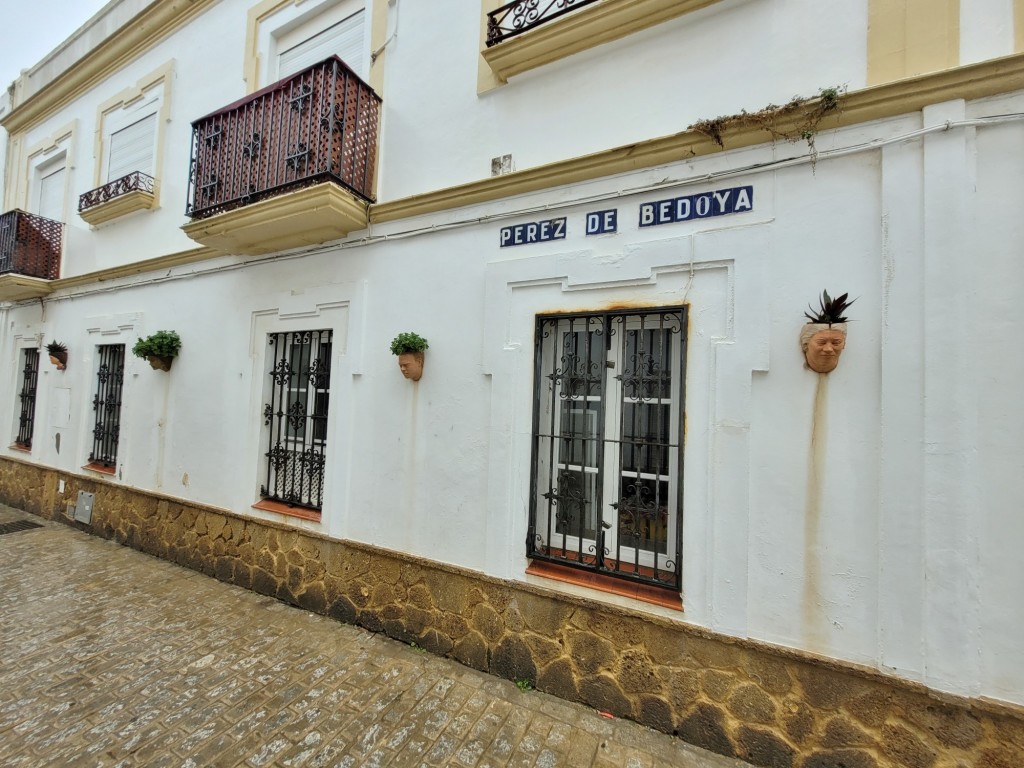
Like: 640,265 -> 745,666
2,0 -> 1023,708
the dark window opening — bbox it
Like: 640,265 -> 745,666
15,348 -> 40,448
261,330 -> 333,511
528,308 -> 686,592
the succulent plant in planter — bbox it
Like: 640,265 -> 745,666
46,341 -> 68,371
390,332 -> 429,381
800,290 -> 855,373
132,330 -> 182,372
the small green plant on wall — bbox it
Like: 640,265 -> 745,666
390,332 -> 428,381
132,330 -> 182,372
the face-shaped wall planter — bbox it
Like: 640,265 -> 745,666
800,324 -> 847,373
46,341 -> 68,371
390,332 -> 429,382
801,291 -> 854,374
397,351 -> 425,381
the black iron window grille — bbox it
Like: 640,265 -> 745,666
15,348 -> 40,449
261,330 -> 333,511
528,308 -> 687,592
89,345 -> 125,468
486,0 -> 601,47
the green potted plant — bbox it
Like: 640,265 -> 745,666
390,332 -> 428,381
46,341 -> 68,371
132,330 -> 182,372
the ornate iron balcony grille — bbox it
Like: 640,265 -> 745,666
486,0 -> 601,46
186,56 -> 381,220
89,344 -> 125,469
261,329 -> 333,512
528,307 -> 687,593
0,210 -> 63,280
15,348 -> 40,449
78,171 -> 156,213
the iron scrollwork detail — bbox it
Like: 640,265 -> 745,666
486,0 -> 601,47
78,172 -> 156,212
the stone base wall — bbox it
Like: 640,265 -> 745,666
2,456 -> 1021,768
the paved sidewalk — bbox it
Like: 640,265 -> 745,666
0,504 -> 754,768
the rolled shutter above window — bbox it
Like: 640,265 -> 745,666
37,166 -> 66,221
107,113 -> 157,182
278,10 -> 365,81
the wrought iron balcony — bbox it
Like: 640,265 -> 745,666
0,210 -> 63,281
487,0 -> 600,46
79,172 -> 157,225
186,56 -> 381,221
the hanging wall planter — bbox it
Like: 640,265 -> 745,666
46,341 -> 68,371
390,332 -> 429,381
132,330 -> 182,372
800,290 -> 854,373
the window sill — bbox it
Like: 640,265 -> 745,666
482,0 -> 725,82
252,498 -> 321,523
9,443 -> 31,453
82,462 -> 116,475
526,560 -> 682,611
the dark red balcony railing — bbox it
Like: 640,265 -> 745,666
186,56 -> 381,220
0,210 -> 63,280
486,0 -> 601,46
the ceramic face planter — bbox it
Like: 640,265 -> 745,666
801,324 -> 847,373
801,290 -> 854,374
398,351 -> 424,381
390,332 -> 429,382
46,342 -> 68,371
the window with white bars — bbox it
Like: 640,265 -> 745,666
261,330 -> 333,511
528,308 -> 687,593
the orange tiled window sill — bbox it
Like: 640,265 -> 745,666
526,559 -> 682,611
9,444 -> 31,453
82,462 -> 116,475
252,498 -> 321,522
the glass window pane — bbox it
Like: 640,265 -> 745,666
616,476 -> 668,554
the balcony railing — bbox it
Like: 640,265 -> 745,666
0,210 -> 63,280
186,56 -> 381,220
486,0 -> 601,46
79,171 -> 156,213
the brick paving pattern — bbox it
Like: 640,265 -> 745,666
0,505 -> 753,767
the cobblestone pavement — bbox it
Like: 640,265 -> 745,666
0,505 -> 755,768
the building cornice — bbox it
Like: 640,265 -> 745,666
2,0 -> 219,135
373,52 -> 1024,223
51,246 -> 219,291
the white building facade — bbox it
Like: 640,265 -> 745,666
2,1 -> 1023,764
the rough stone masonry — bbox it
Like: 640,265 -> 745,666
2,455 -> 1022,768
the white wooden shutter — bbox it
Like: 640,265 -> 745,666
278,10 -> 365,80
37,166 -> 66,221
107,113 -> 157,181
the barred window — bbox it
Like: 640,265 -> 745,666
89,345 -> 125,469
14,348 -> 40,449
528,308 -> 686,592
261,330 -> 333,511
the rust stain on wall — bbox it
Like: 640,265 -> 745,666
802,372 -> 829,650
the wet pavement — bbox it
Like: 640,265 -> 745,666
0,504 -> 754,767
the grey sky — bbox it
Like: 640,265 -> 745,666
1,0 -> 111,92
